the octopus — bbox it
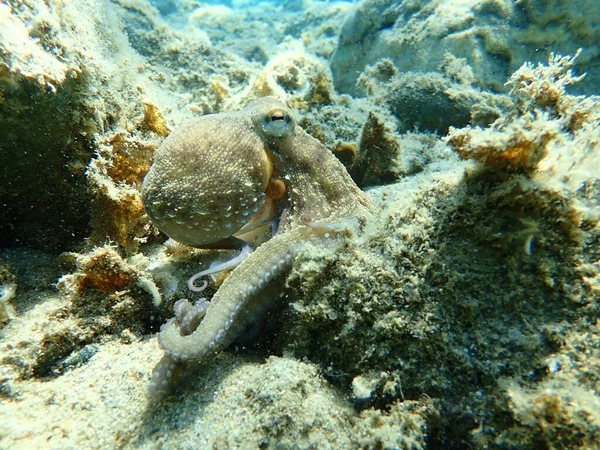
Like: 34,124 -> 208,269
141,98 -> 371,398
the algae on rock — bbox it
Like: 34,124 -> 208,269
0,0 -> 172,251
331,0 -> 599,96
279,52 -> 600,446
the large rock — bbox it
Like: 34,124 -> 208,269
0,0 -> 150,250
331,0 -> 600,96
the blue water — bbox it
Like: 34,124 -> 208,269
150,0 -> 356,15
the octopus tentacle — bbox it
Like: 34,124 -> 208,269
173,298 -> 210,335
148,354 -> 180,399
157,226 -> 310,362
187,244 -> 253,292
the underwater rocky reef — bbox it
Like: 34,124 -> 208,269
1,0 -> 599,448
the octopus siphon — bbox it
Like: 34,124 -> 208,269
141,98 -> 371,399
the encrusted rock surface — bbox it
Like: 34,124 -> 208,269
331,0 -> 600,97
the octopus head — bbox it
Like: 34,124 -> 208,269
141,98 -> 296,248
142,109 -> 274,247
250,98 -> 296,139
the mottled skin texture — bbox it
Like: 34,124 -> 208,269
142,111 -> 272,247
142,98 -> 371,398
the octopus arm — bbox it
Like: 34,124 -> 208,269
272,129 -> 373,230
157,227 -> 310,362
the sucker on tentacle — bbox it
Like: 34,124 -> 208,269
173,298 -> 210,336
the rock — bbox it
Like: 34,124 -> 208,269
331,0 -> 600,96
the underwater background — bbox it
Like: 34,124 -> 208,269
1,0 -> 599,448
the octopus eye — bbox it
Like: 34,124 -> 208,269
261,108 -> 294,137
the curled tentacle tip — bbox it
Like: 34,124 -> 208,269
300,213 -> 313,226
187,244 -> 253,293
187,277 -> 208,293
